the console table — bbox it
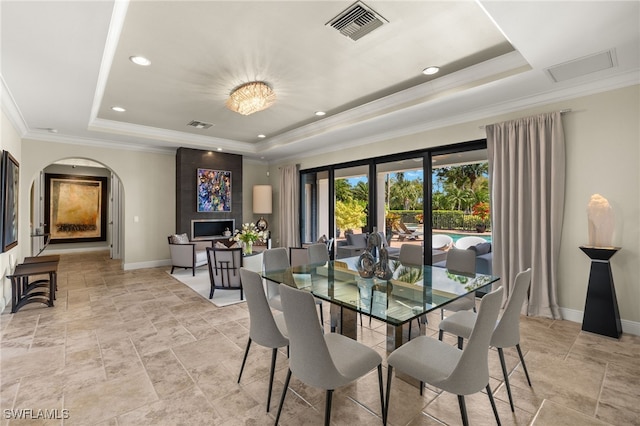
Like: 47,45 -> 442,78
579,246 -> 622,338
7,260 -> 59,313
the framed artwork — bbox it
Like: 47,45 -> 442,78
197,168 -> 232,212
1,151 -> 19,252
45,174 -> 108,243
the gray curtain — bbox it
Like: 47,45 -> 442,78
279,164 -> 300,248
486,112 -> 564,319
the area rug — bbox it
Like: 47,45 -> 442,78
166,268 -> 245,307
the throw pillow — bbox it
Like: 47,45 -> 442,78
229,242 -> 241,249
214,241 -> 228,249
170,233 -> 190,244
469,242 -> 491,255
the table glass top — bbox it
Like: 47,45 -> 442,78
262,258 -> 499,327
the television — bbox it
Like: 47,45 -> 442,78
191,219 -> 235,240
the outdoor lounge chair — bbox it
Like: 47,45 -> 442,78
393,221 -> 423,241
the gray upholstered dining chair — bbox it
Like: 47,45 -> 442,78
262,247 -> 290,311
398,244 -> 426,338
307,242 -> 330,265
288,244 -> 327,330
440,247 -> 477,319
237,268 -> 289,412
275,284 -> 385,426
384,286 -> 504,426
439,268 -> 533,412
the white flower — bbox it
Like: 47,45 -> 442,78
230,223 -> 265,244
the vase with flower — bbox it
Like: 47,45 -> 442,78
230,222 -> 265,255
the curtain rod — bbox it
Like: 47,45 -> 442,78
479,109 -> 572,130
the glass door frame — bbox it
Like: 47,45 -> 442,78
299,139 -> 487,263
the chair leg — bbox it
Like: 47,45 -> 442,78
170,266 -> 176,274
438,329 -> 444,341
377,365 -> 384,421
457,336 -> 464,350
419,381 -> 423,396
324,389 -> 333,426
497,347 -> 514,412
237,338 -> 252,383
209,286 -> 215,299
274,369 -> 291,425
486,384 -> 502,425
192,266 -> 196,276
457,395 -> 469,426
384,366 -> 393,425
408,320 -> 412,341
516,344 -> 532,387
318,302 -> 324,330
267,348 -> 277,412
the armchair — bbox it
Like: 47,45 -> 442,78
167,234 -> 211,276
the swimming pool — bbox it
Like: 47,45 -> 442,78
435,232 -> 492,243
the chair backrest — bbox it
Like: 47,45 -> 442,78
206,247 -> 242,289
307,243 -> 330,265
454,236 -> 487,250
445,247 -> 476,275
289,247 -> 310,267
432,234 -> 453,250
399,244 -> 423,266
491,268 -> 532,348
279,284 -> 343,389
239,268 -> 289,348
263,247 -> 290,273
263,247 -> 290,303
445,286 -> 504,394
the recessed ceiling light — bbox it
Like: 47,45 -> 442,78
258,134 -> 266,138
315,111 -> 326,116
422,66 -> 440,75
217,148 -> 223,151
111,106 -> 126,112
129,56 -> 151,66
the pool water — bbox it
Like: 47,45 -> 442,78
436,232 -> 492,243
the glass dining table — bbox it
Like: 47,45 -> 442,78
262,257 -> 500,351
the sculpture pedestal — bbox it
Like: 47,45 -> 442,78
579,246 -> 622,339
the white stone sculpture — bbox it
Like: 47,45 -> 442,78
587,194 -> 614,247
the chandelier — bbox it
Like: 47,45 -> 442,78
226,81 -> 276,115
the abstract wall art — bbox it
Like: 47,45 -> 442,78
45,174 -> 108,243
197,168 -> 232,212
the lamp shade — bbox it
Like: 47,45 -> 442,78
253,185 -> 272,214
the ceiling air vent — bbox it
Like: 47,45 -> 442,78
187,120 -> 213,130
327,1 -> 388,41
546,50 -> 617,83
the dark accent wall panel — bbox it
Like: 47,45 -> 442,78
176,147 -> 243,235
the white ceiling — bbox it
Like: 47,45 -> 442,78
1,1 -> 638,162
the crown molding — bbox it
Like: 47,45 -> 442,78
24,129 -> 175,155
1,75 -> 28,136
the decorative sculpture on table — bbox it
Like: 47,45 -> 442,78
587,194 -> 614,247
356,233 -> 393,280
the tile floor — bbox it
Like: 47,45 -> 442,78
1,251 -> 638,425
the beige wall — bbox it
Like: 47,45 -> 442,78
0,112 -> 22,309
273,85 -> 640,326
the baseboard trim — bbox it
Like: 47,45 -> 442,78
560,307 -> 640,337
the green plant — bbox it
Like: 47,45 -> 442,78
335,199 -> 366,231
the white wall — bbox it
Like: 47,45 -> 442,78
0,111 -> 22,309
273,85 -> 640,327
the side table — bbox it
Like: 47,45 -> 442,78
579,246 -> 622,338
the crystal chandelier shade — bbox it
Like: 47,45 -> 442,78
225,81 -> 276,115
